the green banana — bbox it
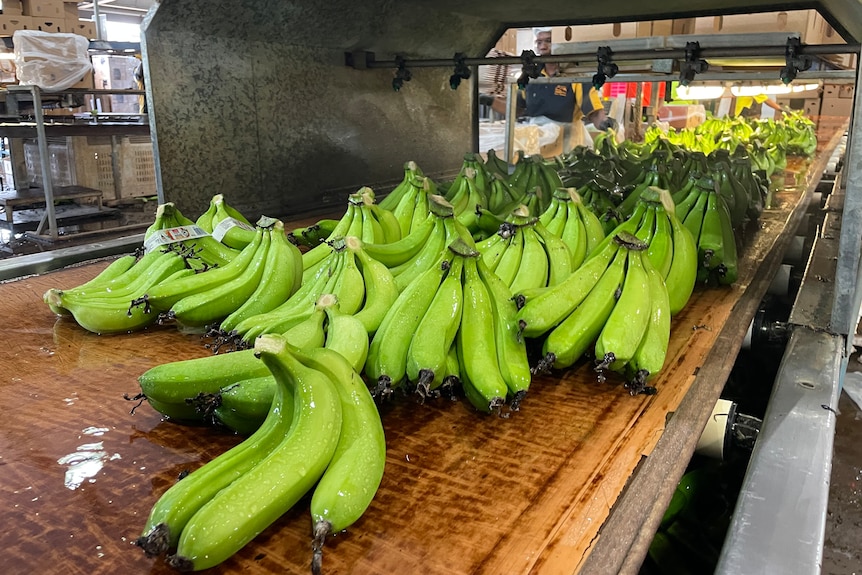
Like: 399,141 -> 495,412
625,263 -> 671,395
212,375 -> 281,435
391,215 -> 448,292
362,213 -> 435,268
455,256 -> 509,413
575,200 -> 607,256
538,240 -> 627,369
365,255 -> 451,397
303,347 -> 386,575
406,256 -> 464,398
595,241 -> 652,377
509,223 -> 549,294
379,160 -> 424,211
682,190 -> 709,245
664,207 -> 699,316
492,225 -> 524,287
323,299 -> 370,373
559,194 -> 588,269
211,195 -> 257,250
349,238 -> 400,335
219,221 -> 303,333
534,220 -> 573,287
477,258 -> 531,409
166,335 -> 342,572
516,237 -> 619,338
647,205 -> 675,279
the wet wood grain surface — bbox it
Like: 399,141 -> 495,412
0,146 -> 835,575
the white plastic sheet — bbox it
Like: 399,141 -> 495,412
13,30 -> 93,92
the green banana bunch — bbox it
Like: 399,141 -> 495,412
623,261 -> 672,395
365,251 -> 452,398
537,188 -> 605,270
44,245 -> 190,335
447,167 -> 488,235
507,154 -> 559,214
378,160 -> 424,211
164,335 -> 343,571
209,194 -> 257,250
444,153 -> 491,203
483,148 -> 511,180
487,172 -> 522,214
146,202 -> 239,269
218,220 -> 303,333
390,176 -> 435,237
347,236 -> 400,335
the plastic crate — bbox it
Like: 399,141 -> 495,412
71,135 -> 115,195
118,135 -> 156,199
23,136 -> 75,187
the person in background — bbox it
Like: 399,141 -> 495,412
493,27 -> 611,153
735,93 -> 782,118
134,59 -> 147,114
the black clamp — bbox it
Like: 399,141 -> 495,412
392,55 -> 412,91
679,41 -> 708,86
516,49 -> 542,89
592,47 -> 618,90
780,37 -> 813,84
449,52 -> 472,90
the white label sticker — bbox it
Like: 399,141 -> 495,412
212,217 -> 255,242
143,225 -> 210,252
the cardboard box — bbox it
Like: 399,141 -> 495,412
33,17 -> 64,33
2,1 -> 24,15
0,14 -> 31,35
22,0 -> 62,18
68,20 -> 95,38
62,1 -> 76,20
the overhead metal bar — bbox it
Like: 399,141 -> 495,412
349,43 -> 860,70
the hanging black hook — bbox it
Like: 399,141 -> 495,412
592,47 -> 618,90
517,49 -> 542,89
392,55 -> 412,91
780,37 -> 813,84
449,52 -> 472,90
679,41 -> 709,86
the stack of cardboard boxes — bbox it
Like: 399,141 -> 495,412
1,1 -> 95,39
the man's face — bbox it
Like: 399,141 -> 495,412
535,32 -> 552,56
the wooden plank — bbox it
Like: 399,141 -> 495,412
0,142 -> 839,575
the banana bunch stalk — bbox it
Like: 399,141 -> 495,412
443,152 -> 491,201
446,167 -> 488,236
475,206 -> 574,294
301,188 -> 402,278
196,193 -> 257,250
286,218 -> 341,248
537,188 -> 606,270
137,335 -> 386,574
673,176 -> 739,286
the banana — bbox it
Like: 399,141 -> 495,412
575,200 -> 607,257
349,238 -> 400,335
281,294 -> 330,351
594,239 -> 652,377
647,205 -> 675,279
539,243 -> 627,370
379,160 -> 423,211
534,220 -> 573,287
148,202 -> 240,268
492,224 -> 524,287
509,223 -> 549,294
359,202 -> 384,243
301,202 -> 357,271
538,197 -> 563,233
516,236 -> 619,338
681,190 -> 709,245
55,244 -> 170,300
68,253 -> 138,292
219,221 -> 303,333
323,298 -> 370,373
143,227 -> 266,312
362,213 -> 435,268
406,256 -> 464,398
365,255 -> 451,398
625,263 -> 671,396
455,256 -> 509,413
477,258 -> 531,409
696,191 -> 725,284
367,202 -> 402,244
301,347 -> 386,575
166,335 -> 342,572
169,224 -> 273,330
559,193 -> 588,270
194,198 -> 218,233
664,207 -> 698,316
634,204 -> 657,246
390,175 -> 423,237
484,148 -> 510,179
135,351 -> 293,558
410,179 -> 434,233
715,190 -> 739,285
391,215 -> 448,291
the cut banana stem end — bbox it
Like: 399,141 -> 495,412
311,519 -> 332,575
135,522 -> 171,558
531,352 -> 556,376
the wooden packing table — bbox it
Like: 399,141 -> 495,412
0,130 -> 843,575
